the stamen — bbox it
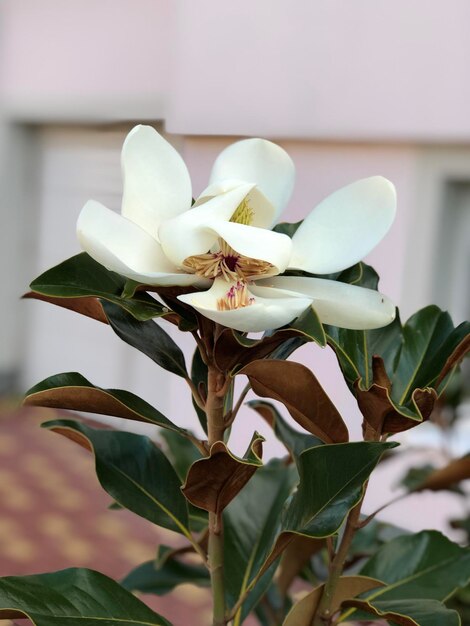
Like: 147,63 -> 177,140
183,237 -> 274,282
230,198 -> 255,225
217,281 -> 255,311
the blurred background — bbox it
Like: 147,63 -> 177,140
0,1 -> 469,624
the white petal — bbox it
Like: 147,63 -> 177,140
77,200 -> 207,287
290,176 -> 396,274
196,180 -> 280,229
209,138 -> 295,223
121,125 -> 192,239
159,183 -> 254,267
213,222 -> 292,274
178,278 -> 311,332
257,276 -> 396,329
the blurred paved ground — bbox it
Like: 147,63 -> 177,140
0,404 -> 211,626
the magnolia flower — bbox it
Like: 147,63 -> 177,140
77,125 -> 396,333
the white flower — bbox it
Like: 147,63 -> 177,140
77,125 -> 396,333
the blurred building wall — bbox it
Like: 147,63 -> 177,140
0,1 -> 468,532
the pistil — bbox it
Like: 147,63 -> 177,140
217,281 -> 255,311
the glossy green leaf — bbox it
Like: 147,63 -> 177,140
151,285 -> 200,332
160,429 -> 207,530
102,301 -> 188,378
327,305 -> 470,434
25,372 -> 186,435
273,220 -> 303,237
254,441 -> 396,591
342,598 -> 460,626
348,519 -> 408,565
29,252 -> 167,321
326,312 -> 402,389
191,347 -> 208,434
284,305 -> 326,347
281,260 -> 378,286
122,558 -> 209,596
160,429 -> 202,481
0,567 -> 172,625
336,261 -> 379,289
247,400 -> 323,460
399,464 -> 438,491
359,530 -> 470,602
392,306 -> 470,403
224,460 -> 298,624
42,419 -> 191,537
282,441 -> 396,539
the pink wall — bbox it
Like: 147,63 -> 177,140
3,0 -> 470,140
1,1 -> 467,538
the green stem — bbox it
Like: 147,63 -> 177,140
312,500 -> 363,626
206,364 -> 227,626
209,511 -> 225,626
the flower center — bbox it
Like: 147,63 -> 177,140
182,198 -> 273,281
183,239 -> 273,281
217,281 -> 255,311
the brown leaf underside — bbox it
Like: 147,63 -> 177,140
240,360 -> 348,444
283,576 -> 384,626
181,439 -> 263,514
355,382 -> 437,435
277,535 -> 324,595
214,327 -> 305,372
435,333 -> 470,388
417,455 -> 470,491
24,387 -> 150,425
23,292 -> 108,323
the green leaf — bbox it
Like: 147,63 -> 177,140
160,429 -> 202,481
284,305 -> 326,347
359,530 -> 470,602
247,400 -> 323,460
326,312 -> 402,389
399,464 -> 438,491
159,429 -> 207,530
102,301 -> 188,378
347,519 -> 409,572
336,261 -> 379,289
224,460 -> 298,624
42,419 -> 191,537
391,306 -> 470,404
253,441 -> 396,594
327,305 -> 470,435
122,558 -> 209,596
29,252 -> 167,321
24,372 -> 186,435
191,347 -> 208,434
273,220 -> 303,237
282,442 -> 397,539
0,567 -> 172,625
342,598 -> 460,626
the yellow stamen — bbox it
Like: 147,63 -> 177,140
217,281 -> 255,311
230,198 -> 255,225
183,238 -> 273,282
